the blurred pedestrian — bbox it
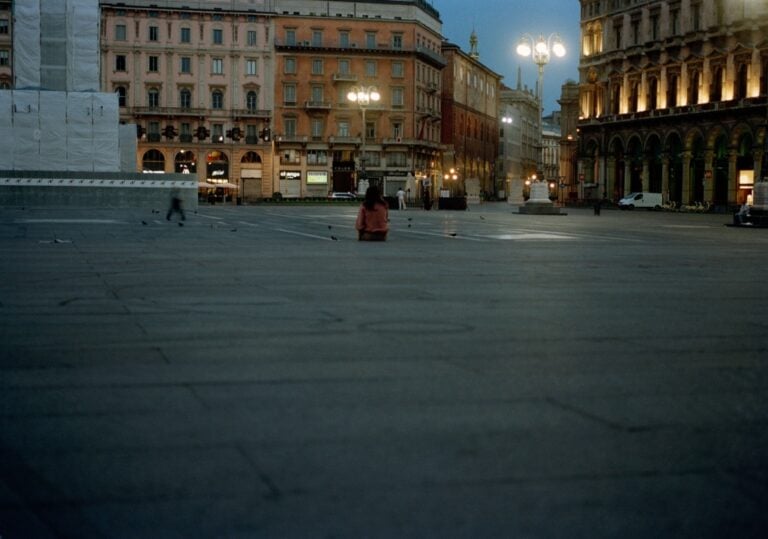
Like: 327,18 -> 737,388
397,187 -> 406,210
167,188 -> 186,221
356,185 -> 389,241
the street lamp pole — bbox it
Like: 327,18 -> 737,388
347,86 -> 380,193
516,33 -> 566,181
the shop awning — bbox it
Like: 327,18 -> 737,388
199,182 -> 239,189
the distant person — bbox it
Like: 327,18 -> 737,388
397,187 -> 406,210
735,202 -> 751,225
355,185 -> 389,241
166,188 -> 186,221
423,188 -> 432,210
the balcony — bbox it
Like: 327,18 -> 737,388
132,106 -> 206,117
305,101 -> 332,110
333,73 -> 358,82
232,108 -> 271,119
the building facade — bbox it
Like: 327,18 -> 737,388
558,80 -> 581,202
272,0 -> 445,199
0,1 -> 11,89
578,0 -> 768,208
100,0 -> 275,201
441,32 -> 501,197
499,80 -> 539,203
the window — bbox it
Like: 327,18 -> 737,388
312,30 -> 323,47
247,91 -> 259,111
311,119 -> 324,139
180,56 -> 191,74
338,121 -> 350,137
365,121 -> 376,139
389,152 -> 407,167
338,59 -> 350,75
307,150 -> 328,164
212,123 -> 224,142
284,57 -> 296,74
692,3 -> 701,31
148,88 -> 160,108
392,87 -> 404,107
115,54 -> 126,71
180,89 -> 191,109
366,32 -> 376,48
149,25 -> 159,41
365,60 -> 377,77
212,58 -> 223,74
339,31 -> 350,48
247,30 -> 257,46
213,28 -> 223,44
312,59 -> 323,75
392,61 -> 404,78
284,117 -> 297,136
392,122 -> 403,139
116,86 -> 126,107
211,90 -> 223,109
0,18 -> 9,35
181,123 -> 191,140
148,55 -> 159,72
181,27 -> 191,43
311,85 -> 324,104
246,59 -> 258,75
283,84 -> 297,105
286,29 -> 296,46
671,9 -> 680,35
115,24 -> 126,41
392,34 -> 403,50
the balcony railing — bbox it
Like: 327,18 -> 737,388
305,101 -> 332,110
333,73 -> 358,82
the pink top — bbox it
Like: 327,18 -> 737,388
355,202 -> 389,233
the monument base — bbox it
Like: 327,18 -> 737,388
518,202 -> 567,215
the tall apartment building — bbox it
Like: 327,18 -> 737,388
441,32 -> 501,197
272,0 -> 445,198
99,0 -> 445,200
578,0 -> 768,207
100,0 -> 275,200
0,1 -> 11,89
499,79 -> 539,203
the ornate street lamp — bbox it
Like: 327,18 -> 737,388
347,86 -> 380,191
516,33 -> 566,179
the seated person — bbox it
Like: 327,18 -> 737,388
355,186 -> 389,241
735,202 -> 751,225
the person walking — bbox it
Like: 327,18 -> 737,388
355,185 -> 389,241
396,187 -> 406,210
166,188 -> 186,221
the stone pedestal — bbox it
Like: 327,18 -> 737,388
518,181 -> 566,215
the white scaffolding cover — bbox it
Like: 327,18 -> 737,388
67,0 -> 100,92
0,92 -> 12,170
12,91 -> 41,170
14,0 -> 42,89
66,92 -> 94,171
119,124 -> 138,173
39,91 -> 68,171
92,93 -> 120,171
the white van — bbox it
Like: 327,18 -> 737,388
618,192 -> 662,210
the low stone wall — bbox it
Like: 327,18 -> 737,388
0,171 -> 198,210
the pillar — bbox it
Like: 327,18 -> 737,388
728,150 -> 738,206
703,150 -> 714,203
681,151 -> 692,204
624,159 -> 632,196
661,154 -> 670,203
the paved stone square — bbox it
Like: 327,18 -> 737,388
1,203 -> 767,538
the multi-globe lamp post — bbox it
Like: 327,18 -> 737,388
516,33 -> 566,182
347,86 -> 380,192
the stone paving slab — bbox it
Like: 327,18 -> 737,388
1,203 -> 768,537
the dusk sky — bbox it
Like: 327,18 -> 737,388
434,0 -> 581,114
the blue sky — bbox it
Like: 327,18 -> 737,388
434,0 -> 581,114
